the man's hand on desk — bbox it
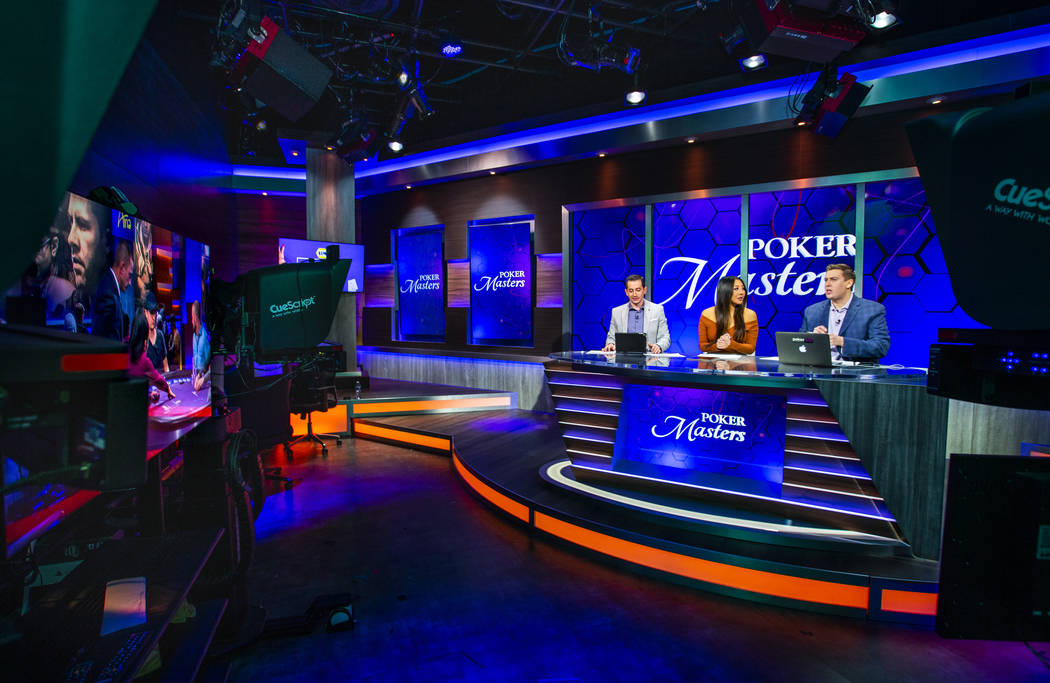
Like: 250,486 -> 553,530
829,333 -> 844,347
648,343 -> 662,353
602,342 -> 616,352
812,325 -> 828,334
192,373 -> 204,392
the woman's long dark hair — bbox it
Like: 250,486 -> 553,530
714,276 -> 748,343
129,309 -> 149,363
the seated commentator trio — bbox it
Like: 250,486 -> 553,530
603,264 -> 891,361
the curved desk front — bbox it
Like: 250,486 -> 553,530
545,352 -> 947,560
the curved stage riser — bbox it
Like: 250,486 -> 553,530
351,409 -> 938,626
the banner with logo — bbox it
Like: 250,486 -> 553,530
612,384 -> 785,496
468,218 -> 533,345
393,225 -> 444,342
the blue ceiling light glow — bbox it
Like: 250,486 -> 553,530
349,24 -> 1050,180
441,42 -> 463,58
222,25 -> 1050,190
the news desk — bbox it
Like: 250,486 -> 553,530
545,351 -> 947,560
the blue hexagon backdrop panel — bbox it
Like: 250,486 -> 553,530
652,197 -> 742,355
572,205 -> 646,350
747,187 -> 857,356
863,178 -> 983,367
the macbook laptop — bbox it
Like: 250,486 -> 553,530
614,332 -> 647,353
775,331 -> 833,367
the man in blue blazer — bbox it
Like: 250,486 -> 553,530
800,263 -> 890,362
602,274 -> 670,353
92,240 -> 133,342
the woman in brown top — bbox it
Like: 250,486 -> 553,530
698,276 -> 759,354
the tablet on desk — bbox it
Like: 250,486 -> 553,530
615,332 -> 647,353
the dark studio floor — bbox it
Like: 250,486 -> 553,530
226,437 -> 1050,682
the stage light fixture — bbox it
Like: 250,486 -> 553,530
929,96 -> 944,105
389,139 -> 404,152
686,138 -> 696,143
853,0 -> 899,31
255,119 -> 267,131
439,32 -> 463,58
625,89 -> 646,105
562,35 -> 641,74
739,54 -> 767,71
397,67 -> 410,88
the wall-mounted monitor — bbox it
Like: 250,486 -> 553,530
278,238 -> 364,293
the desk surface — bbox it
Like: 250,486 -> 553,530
549,351 -> 927,387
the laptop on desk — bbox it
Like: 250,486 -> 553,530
775,331 -> 833,367
615,332 -> 647,354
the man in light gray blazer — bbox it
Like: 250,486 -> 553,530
602,274 -> 670,353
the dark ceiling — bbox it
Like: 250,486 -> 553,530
160,0 -> 1050,163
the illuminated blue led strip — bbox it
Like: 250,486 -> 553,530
226,24 -> 1050,187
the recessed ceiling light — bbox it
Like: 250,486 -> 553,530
291,150 -> 299,156
686,138 -> 696,144
388,140 -> 404,152
625,89 -> 646,105
796,120 -> 808,127
489,171 -> 495,175
871,11 -> 898,30
325,145 -> 334,151
929,97 -> 944,105
406,184 -> 412,189
739,54 -> 767,71
261,192 -> 268,196
598,152 -> 606,157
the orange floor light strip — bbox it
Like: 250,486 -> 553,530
351,396 -> 512,415
880,589 -> 938,616
533,511 -> 870,610
290,409 -> 348,436
453,453 -> 530,523
353,421 -> 451,451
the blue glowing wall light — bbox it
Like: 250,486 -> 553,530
612,384 -> 786,497
571,205 -> 646,351
393,225 -> 445,342
747,186 -> 857,356
862,178 -> 983,367
468,218 -> 534,346
652,197 -> 742,355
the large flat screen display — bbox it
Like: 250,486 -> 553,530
468,218 -> 533,346
612,384 -> 786,497
278,238 -> 364,293
2,190 -> 212,557
393,225 -> 444,342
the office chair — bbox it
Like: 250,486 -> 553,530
285,359 -> 342,457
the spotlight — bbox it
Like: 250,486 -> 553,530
388,139 -> 404,152
396,67 -> 410,88
562,36 -> 641,74
929,97 -> 944,105
326,145 -> 335,151
439,32 -> 463,58
255,119 -> 267,132
625,89 -> 646,105
686,138 -> 696,143
739,54 -> 767,71
853,1 -> 899,31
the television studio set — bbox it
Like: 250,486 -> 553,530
2,1 -> 1049,680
